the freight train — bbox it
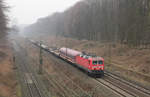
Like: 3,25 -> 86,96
29,39 -> 104,77
59,48 -> 104,76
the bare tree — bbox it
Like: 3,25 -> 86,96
0,0 -> 8,38
24,0 -> 150,48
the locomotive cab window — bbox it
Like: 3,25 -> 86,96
93,61 -> 98,65
98,61 -> 103,64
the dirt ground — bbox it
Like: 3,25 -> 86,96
0,38 -> 17,97
30,35 -> 150,88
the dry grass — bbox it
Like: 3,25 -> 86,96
0,39 -> 17,97
19,37 -> 119,97
30,35 -> 150,87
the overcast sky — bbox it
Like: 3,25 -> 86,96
6,0 -> 81,25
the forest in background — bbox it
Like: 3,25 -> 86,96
0,0 -> 8,38
24,0 -> 150,47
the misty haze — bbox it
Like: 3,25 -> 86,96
0,0 -> 150,97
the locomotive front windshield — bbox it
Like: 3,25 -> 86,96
98,61 -> 103,64
93,60 -> 103,65
93,61 -> 98,65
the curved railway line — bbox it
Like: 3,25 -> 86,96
13,41 -> 49,97
105,71 -> 150,96
13,38 -> 150,97
29,39 -> 150,97
25,41 -> 92,97
95,78 -> 130,97
94,72 -> 150,97
38,51 -> 92,97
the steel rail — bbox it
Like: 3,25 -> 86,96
105,71 -> 150,96
15,41 -> 43,97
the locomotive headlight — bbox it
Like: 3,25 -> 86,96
99,66 -> 103,68
92,66 -> 104,69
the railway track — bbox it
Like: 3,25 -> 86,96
95,78 -> 130,97
24,74 -> 42,97
29,39 -> 150,97
105,71 -> 150,96
39,51 -> 91,97
44,71 -> 80,97
95,72 -> 150,97
44,54 -> 92,97
13,41 -> 48,97
47,49 -> 150,96
24,42 -> 88,97
40,48 -> 122,97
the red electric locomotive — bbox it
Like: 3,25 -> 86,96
59,47 -> 104,76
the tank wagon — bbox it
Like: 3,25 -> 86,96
59,47 -> 104,76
